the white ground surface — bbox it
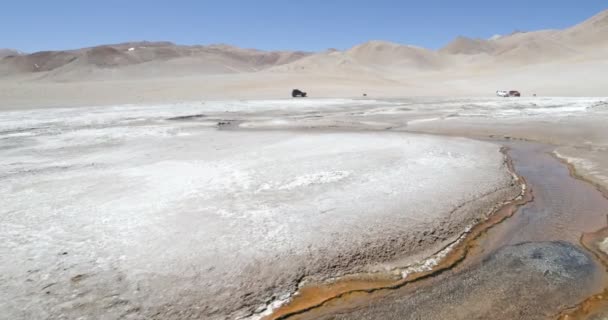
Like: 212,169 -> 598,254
0,100 -> 517,319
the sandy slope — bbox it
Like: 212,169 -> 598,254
1,53 -> 607,110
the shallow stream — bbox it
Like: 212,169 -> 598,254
266,139 -> 608,320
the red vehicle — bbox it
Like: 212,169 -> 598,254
509,90 -> 521,97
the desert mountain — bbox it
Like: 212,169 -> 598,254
440,36 -> 499,55
0,49 -> 20,58
439,9 -> 608,58
271,40 -> 444,76
0,41 -> 311,78
276,9 -> 607,75
347,41 -> 443,70
0,9 -> 606,81
438,29 -> 579,63
558,9 -> 608,45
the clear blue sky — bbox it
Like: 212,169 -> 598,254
1,0 -> 606,53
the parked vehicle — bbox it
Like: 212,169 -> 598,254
292,89 -> 307,98
496,90 -> 521,97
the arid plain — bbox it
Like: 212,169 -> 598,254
1,8 -> 608,320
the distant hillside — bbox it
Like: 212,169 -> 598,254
273,9 -> 607,75
438,9 -> 608,60
0,49 -> 20,58
0,41 -> 311,79
558,9 -> 608,45
0,9 -> 606,81
271,40 -> 445,76
439,36 -> 498,55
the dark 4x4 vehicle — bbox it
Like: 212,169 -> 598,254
292,89 -> 307,97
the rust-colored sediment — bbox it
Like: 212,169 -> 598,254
554,155 -> 608,320
556,228 -> 608,320
265,148 -> 532,320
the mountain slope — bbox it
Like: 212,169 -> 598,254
558,9 -> 608,46
271,40 -> 444,76
439,36 -> 498,55
346,40 -> 444,70
1,9 -> 607,81
0,42 -> 312,79
0,49 -> 20,58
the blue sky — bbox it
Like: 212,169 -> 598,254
1,0 -> 606,52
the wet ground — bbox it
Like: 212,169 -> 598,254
2,98 -> 608,319
277,140 -> 608,320
0,102 -> 517,320
474,141 -> 608,250
308,242 -> 599,320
